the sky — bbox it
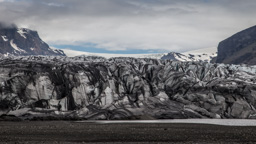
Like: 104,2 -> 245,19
1,0 -> 256,54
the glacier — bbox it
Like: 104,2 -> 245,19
1,55 -> 256,120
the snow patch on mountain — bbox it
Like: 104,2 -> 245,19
1,36 -> 8,41
17,28 -> 27,39
0,27 -> 66,56
162,47 -> 217,62
50,47 -> 66,55
182,47 -> 217,62
161,52 -> 191,61
10,39 -> 27,53
4,52 -> 11,57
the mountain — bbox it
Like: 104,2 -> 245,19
161,47 -> 217,62
161,52 -> 189,61
62,47 -> 217,62
62,48 -> 166,59
0,26 -> 65,56
0,56 -> 256,120
216,25 -> 256,65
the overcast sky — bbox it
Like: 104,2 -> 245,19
1,0 -> 256,54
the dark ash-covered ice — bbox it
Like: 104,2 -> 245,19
1,56 -> 256,120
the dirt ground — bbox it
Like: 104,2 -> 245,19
0,121 -> 256,143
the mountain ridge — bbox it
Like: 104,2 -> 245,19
0,26 -> 65,56
61,47 -> 217,62
216,25 -> 256,65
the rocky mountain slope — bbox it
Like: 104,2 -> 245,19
0,25 -> 65,56
216,25 -> 256,65
1,56 -> 256,120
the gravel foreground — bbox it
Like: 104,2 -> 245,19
0,121 -> 256,144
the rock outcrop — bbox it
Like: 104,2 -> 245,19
1,56 -> 256,120
161,52 -> 186,61
216,25 -> 256,65
0,24 -> 65,56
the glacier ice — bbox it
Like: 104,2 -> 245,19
1,56 -> 256,120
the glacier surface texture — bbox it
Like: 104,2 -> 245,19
1,56 -> 256,120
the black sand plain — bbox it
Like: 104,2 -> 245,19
0,121 -> 256,143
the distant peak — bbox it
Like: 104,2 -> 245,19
0,25 -> 66,56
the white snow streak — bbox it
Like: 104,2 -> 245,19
4,52 -> 11,57
17,28 -> 27,39
10,39 -> 27,53
1,36 -> 8,41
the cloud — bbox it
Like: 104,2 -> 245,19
42,2 -> 64,7
0,0 -> 15,2
0,22 -> 17,29
1,0 -> 256,53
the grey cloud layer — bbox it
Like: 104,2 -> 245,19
1,0 -> 256,52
